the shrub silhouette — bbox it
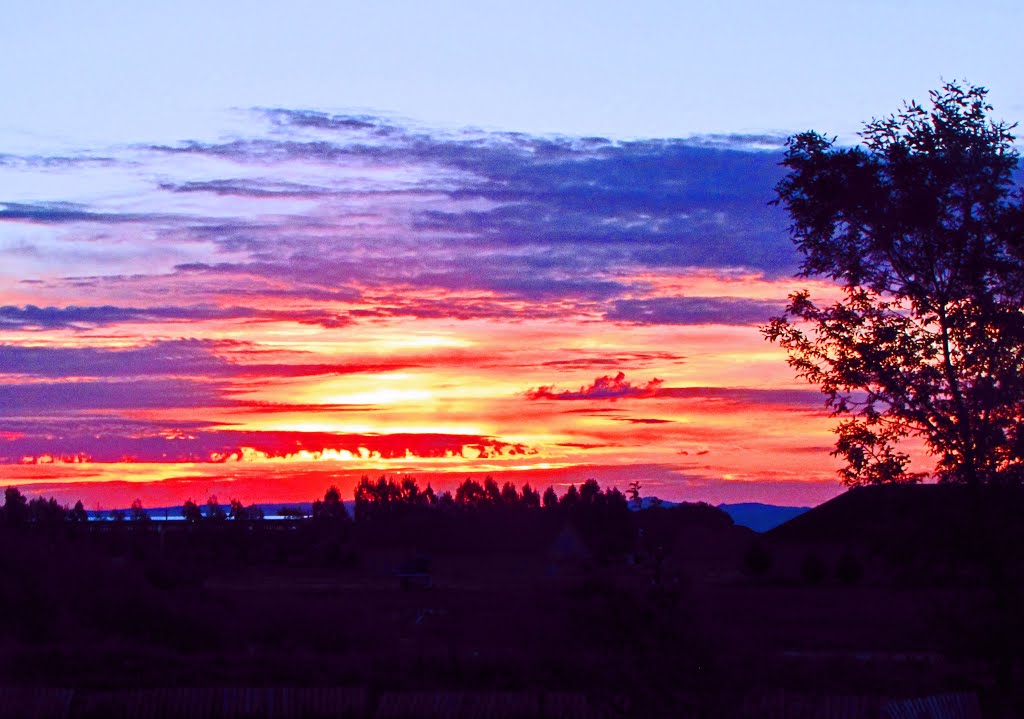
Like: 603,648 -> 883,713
800,552 -> 827,585
743,541 -> 773,577
836,551 -> 864,585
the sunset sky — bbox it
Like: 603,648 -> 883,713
2,1 -> 1023,509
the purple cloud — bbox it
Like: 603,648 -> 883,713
605,297 -> 785,326
0,305 -> 350,331
0,340 -> 380,379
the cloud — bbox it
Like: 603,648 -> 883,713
142,113 -> 798,292
0,429 -> 534,465
0,304 -> 350,330
0,378 -> 228,412
527,372 -> 664,400
1,112 -> 801,327
158,179 -> 337,198
655,386 -> 827,408
605,297 -> 784,325
528,372 -> 826,408
0,340 -> 374,379
538,351 -> 686,370
0,201 -> 176,225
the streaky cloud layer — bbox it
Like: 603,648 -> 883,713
0,109 -> 850,506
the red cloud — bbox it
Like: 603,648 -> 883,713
526,372 -> 664,401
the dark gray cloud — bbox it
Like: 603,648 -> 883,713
0,340 -> 231,378
0,340 -> 371,379
538,351 -> 686,371
605,297 -> 784,325
262,108 -> 394,134
529,372 -> 826,408
0,304 -> 350,330
0,378 -> 228,412
0,201 -> 174,225
159,179 -> 336,198
654,386 -> 827,407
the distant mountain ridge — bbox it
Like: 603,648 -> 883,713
624,497 -> 809,532
718,502 -> 811,532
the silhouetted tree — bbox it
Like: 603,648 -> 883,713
542,486 -> 558,510
521,483 -> 541,509
354,475 -> 411,521
312,486 -> 350,522
483,476 -> 501,506
605,487 -> 629,512
455,478 -> 485,508
560,484 -> 580,510
436,490 -> 455,511
627,480 -> 642,509
229,498 -> 263,521
129,498 -> 150,523
500,481 -> 519,506
800,552 -> 827,585
182,498 -> 203,523
69,500 -> 88,524
399,476 -> 425,506
765,82 -> 1024,486
836,550 -> 864,585
2,487 -> 28,527
579,478 -> 601,505
743,541 -> 773,577
205,496 -> 227,521
28,496 -> 65,526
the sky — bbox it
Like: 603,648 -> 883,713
1,0 -> 1022,509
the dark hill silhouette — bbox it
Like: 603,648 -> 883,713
768,484 -> 1024,560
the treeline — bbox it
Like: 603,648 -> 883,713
0,487 -> 88,527
0,476 -> 634,527
352,475 -> 629,521
0,479 -> 638,565
346,476 -> 635,557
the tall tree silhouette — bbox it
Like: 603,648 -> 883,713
129,498 -> 151,523
205,496 -> 227,521
766,82 -> 1024,485
182,498 -> 203,523
3,487 -> 28,527
312,485 -> 350,522
69,500 -> 88,524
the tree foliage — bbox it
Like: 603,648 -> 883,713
765,82 -> 1024,486
3,487 -> 28,527
182,498 -> 202,523
311,485 -> 350,522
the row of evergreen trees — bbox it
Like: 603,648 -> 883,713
0,476 -> 637,527
351,475 -> 630,522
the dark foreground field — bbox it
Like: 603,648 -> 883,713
0,485 -> 1020,717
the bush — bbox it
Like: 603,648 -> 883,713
836,551 -> 863,585
743,541 -> 773,577
800,553 -> 827,585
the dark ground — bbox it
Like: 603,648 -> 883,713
0,487 -> 1020,717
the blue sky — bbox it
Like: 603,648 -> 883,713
3,0 -> 1022,149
